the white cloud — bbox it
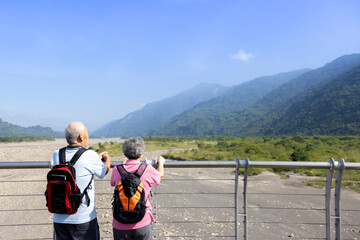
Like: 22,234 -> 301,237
231,49 -> 254,61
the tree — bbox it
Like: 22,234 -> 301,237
290,147 -> 310,161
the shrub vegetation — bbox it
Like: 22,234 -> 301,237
90,136 -> 360,192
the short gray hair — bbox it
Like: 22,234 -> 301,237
65,122 -> 86,144
122,137 -> 146,159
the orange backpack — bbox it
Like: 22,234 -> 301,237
112,164 -> 148,223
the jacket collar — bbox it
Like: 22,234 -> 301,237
125,159 -> 140,164
67,145 -> 83,149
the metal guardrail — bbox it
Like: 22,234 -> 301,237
1,158 -> 360,239
2,159 -> 360,170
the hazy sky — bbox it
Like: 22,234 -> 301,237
0,0 -> 359,131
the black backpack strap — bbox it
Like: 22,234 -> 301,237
134,164 -> 149,201
58,147 -> 88,165
116,163 -> 148,177
71,148 -> 91,206
82,174 -> 94,207
116,164 -> 128,175
69,148 -> 88,166
134,163 -> 148,178
58,147 -> 67,164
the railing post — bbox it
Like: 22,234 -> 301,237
334,158 -> 345,240
243,157 -> 249,240
155,185 -> 158,239
325,158 -> 335,240
235,157 -> 239,240
145,159 -> 158,239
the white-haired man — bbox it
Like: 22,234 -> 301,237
52,122 -> 111,240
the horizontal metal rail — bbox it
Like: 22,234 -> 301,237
0,161 -> 51,169
1,159 -> 360,169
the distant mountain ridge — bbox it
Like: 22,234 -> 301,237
0,118 -> 62,137
92,83 -> 229,137
154,53 -> 360,136
150,69 -> 310,136
236,53 -> 360,136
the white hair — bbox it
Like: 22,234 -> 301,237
122,137 -> 146,159
65,122 -> 86,144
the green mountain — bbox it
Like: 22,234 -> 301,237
152,69 -> 310,135
92,83 -> 229,137
150,69 -> 309,135
234,53 -> 360,136
0,119 -> 62,137
154,53 -> 360,136
263,64 -> 360,135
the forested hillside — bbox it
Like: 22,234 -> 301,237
0,119 -> 62,137
154,54 -> 360,136
263,64 -> 360,135
151,69 -> 310,136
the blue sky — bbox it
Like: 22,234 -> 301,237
0,0 -> 359,131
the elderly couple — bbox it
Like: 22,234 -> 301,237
52,122 -> 165,240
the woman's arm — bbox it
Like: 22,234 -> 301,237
156,156 -> 166,179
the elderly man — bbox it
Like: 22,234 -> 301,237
52,122 -> 111,240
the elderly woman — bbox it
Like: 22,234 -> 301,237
111,137 -> 165,240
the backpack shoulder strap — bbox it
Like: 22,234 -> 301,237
134,163 -> 148,178
116,164 -> 128,175
82,174 -> 94,207
58,147 -> 88,165
69,148 -> 88,166
58,147 -> 67,164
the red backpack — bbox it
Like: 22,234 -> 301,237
45,147 -> 93,214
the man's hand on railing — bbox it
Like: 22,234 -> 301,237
99,151 -> 111,174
